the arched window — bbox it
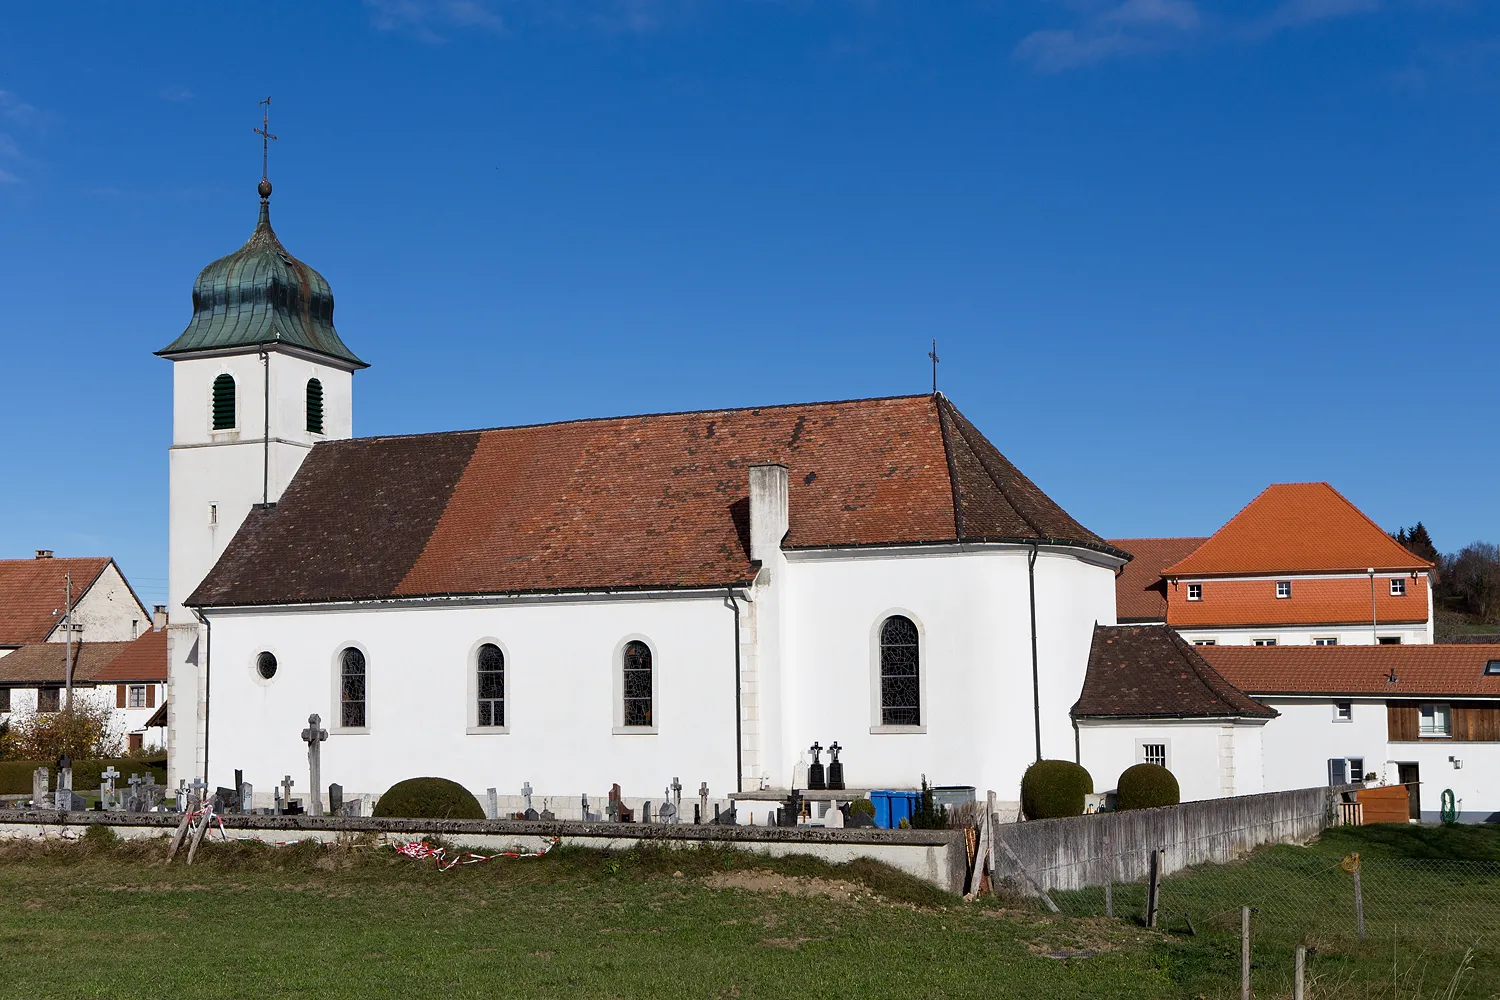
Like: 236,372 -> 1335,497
340,647 -> 366,728
306,378 -> 324,434
211,373 -> 236,430
622,640 -> 653,727
476,643 -> 504,727
879,615 -> 920,726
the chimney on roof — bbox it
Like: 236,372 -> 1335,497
748,464 -> 790,565
152,605 -> 167,631
35,549 -> 53,559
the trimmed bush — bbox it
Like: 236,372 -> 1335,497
1116,763 -> 1180,811
1020,760 -> 1094,820
0,757 -> 167,796
372,777 -> 485,820
847,798 -> 875,818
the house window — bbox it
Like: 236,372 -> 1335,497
1418,703 -> 1451,738
1187,584 -> 1202,601
1193,639 -> 1217,646
1390,578 -> 1406,597
1142,743 -> 1168,768
127,685 -> 147,709
1327,758 -> 1348,786
1276,581 -> 1292,599
0,688 -> 9,712
1315,637 -> 1339,646
1334,701 -> 1352,722
306,378 -> 324,434
1254,638 -> 1278,647
37,687 -> 60,713
340,647 -> 367,728
622,640 -> 653,728
256,651 -> 278,680
211,373 -> 236,430
476,643 -> 505,728
1349,757 -> 1365,782
1378,636 -> 1402,645
879,615 -> 921,726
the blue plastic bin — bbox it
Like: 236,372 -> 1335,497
870,790 -> 922,829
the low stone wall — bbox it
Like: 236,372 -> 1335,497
993,785 -> 1340,894
0,810 -> 968,894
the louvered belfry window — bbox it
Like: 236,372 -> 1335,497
477,643 -> 505,727
622,641 -> 653,727
879,615 -> 921,726
211,373 -> 236,430
306,378 -> 324,434
340,647 -> 367,728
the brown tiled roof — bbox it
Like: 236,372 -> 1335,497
92,630 -> 168,683
1199,645 -> 1500,699
0,641 -> 134,686
1109,538 -> 1208,622
1166,574 -> 1429,628
1073,625 -> 1276,719
191,395 -> 1122,607
1163,483 -> 1432,577
0,557 -> 111,646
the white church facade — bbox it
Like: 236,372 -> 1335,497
160,179 -> 1125,806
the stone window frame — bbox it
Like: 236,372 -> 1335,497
330,642 -> 371,735
869,609 -> 927,735
251,648 -> 279,687
466,637 -> 511,735
612,634 -> 658,735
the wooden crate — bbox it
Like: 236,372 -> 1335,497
1355,784 -> 1411,824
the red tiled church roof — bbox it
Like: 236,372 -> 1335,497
190,395 -> 1122,607
0,557 -> 111,646
1109,538 -> 1208,622
1073,625 -> 1276,720
1163,483 -> 1432,577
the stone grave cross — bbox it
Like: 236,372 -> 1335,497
301,713 -> 329,817
187,777 -> 208,812
699,782 -> 709,825
100,766 -> 121,810
279,775 -> 295,816
522,781 -> 533,813
32,767 -> 48,809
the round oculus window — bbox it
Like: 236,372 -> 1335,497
256,651 -> 278,680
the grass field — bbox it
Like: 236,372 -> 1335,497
0,824 -> 1494,999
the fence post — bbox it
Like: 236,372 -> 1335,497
1293,945 -> 1305,1000
1146,848 -> 1162,928
1103,832 -> 1113,918
1351,852 -> 1366,941
1241,906 -> 1251,1000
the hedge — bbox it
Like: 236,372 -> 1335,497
1116,763 -> 1181,811
1020,759 -> 1094,820
372,777 -> 485,820
0,757 -> 167,796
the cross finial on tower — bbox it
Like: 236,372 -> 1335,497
928,339 -> 940,394
254,96 -> 277,199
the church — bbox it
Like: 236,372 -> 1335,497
159,175 -> 1126,808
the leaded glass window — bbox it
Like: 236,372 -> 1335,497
477,643 -> 504,727
212,373 -> 236,430
622,640 -> 652,727
340,647 -> 366,728
306,378 -> 324,434
879,615 -> 920,726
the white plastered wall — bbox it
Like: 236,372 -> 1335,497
1077,719 -> 1268,803
45,563 -> 149,643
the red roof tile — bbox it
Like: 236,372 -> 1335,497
1074,625 -> 1275,719
1109,538 -> 1208,622
92,629 -> 168,683
1198,644 -> 1500,698
1163,483 -> 1432,577
191,395 -> 1120,607
0,557 -> 111,646
0,641 -> 135,685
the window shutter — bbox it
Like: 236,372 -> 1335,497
1327,758 -> 1347,786
306,378 -> 324,434
146,685 -> 156,708
212,374 -> 236,430
116,684 -> 126,708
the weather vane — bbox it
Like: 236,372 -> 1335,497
254,96 -> 277,190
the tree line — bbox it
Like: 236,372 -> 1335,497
1391,523 -> 1500,623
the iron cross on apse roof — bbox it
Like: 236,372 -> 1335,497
254,96 -> 277,182
928,339 -> 940,394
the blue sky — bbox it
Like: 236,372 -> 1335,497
2,1 -> 1496,606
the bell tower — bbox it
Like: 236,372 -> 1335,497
157,114 -> 367,787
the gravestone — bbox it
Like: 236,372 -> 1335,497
55,756 -> 75,811
100,766 -> 121,811
31,767 -> 48,809
539,802 -> 556,822
670,776 -> 682,819
301,714 -> 329,817
778,790 -> 802,828
607,784 -> 634,823
641,801 -> 652,824
657,786 -> 677,825
698,783 -> 709,825
827,742 -> 845,791
522,781 -> 533,813
711,804 -> 738,826
807,742 -> 826,791
328,783 -> 343,816
234,769 -> 244,810
339,798 -> 363,818
141,775 -> 163,812
791,751 -> 809,790
125,773 -> 143,813
240,781 -> 254,814
581,793 -> 596,823
825,800 -> 844,828
523,807 -> 539,821
485,788 -> 498,821
216,788 -> 238,812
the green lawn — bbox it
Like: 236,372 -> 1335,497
0,824 -> 1494,999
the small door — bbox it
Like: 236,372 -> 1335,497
1398,762 -> 1421,820
128,733 -> 143,753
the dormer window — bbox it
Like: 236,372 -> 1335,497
1276,581 -> 1291,599
306,378 -> 324,434
211,373 -> 236,430
1187,583 -> 1202,602
1485,660 -> 1500,676
1391,578 -> 1406,597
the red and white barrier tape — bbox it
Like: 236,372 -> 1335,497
392,836 -> 559,871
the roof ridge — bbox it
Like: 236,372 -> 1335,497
933,394 -> 966,541
1163,627 -> 1273,717
936,396 -> 1045,540
1318,482 -> 1436,569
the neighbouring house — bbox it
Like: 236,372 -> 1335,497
0,629 -> 169,752
1075,625 -> 1500,823
1112,482 -> 1434,647
0,552 -> 153,657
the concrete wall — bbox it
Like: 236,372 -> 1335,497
0,811 -> 967,893
992,785 -> 1338,893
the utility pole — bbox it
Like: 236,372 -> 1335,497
63,571 -> 74,712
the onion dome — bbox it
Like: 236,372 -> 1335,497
157,181 -> 366,367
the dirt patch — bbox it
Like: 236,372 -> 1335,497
761,936 -> 818,949
704,870 -> 879,902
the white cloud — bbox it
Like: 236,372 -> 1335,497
1102,0 -> 1200,30
1015,0 -> 1200,71
159,86 -> 195,103
0,90 -> 39,123
365,0 -> 505,42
